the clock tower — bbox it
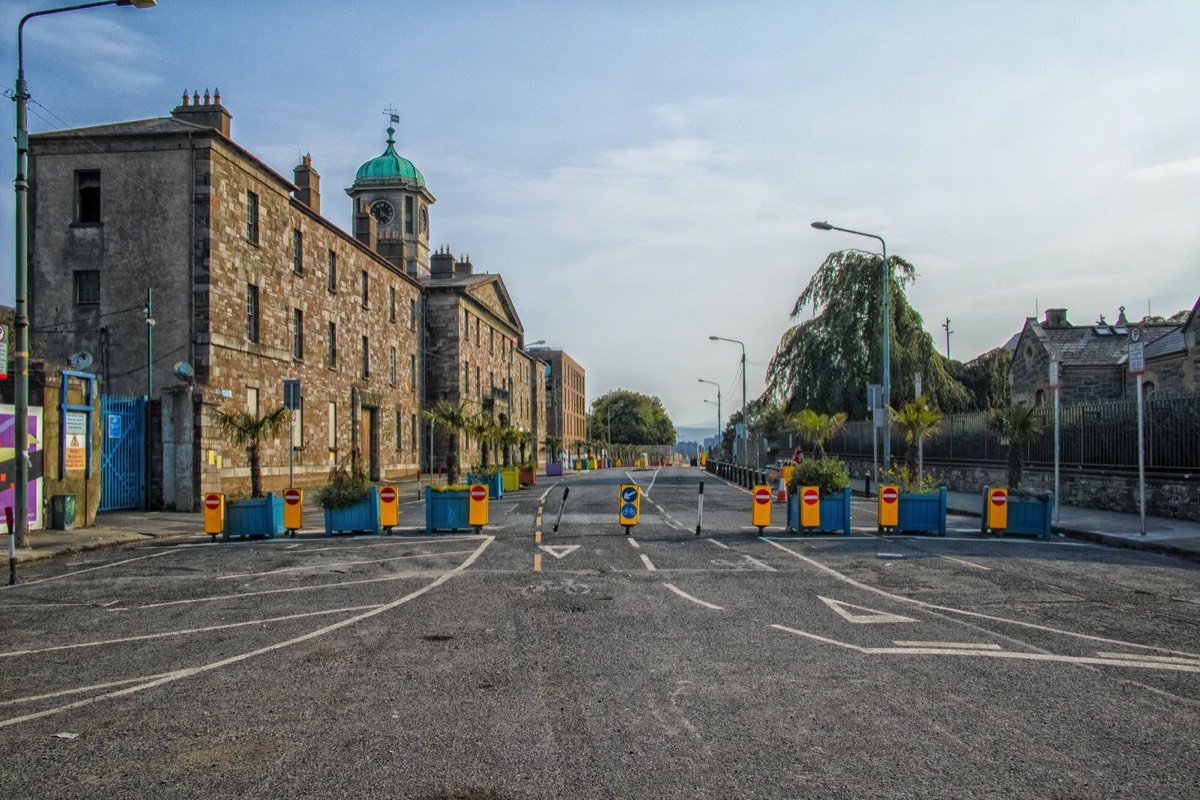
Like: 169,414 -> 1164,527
347,124 -> 435,276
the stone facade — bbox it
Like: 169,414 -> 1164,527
532,348 -> 587,454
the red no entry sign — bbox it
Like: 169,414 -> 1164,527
284,488 -> 301,505
754,488 -> 771,504
881,487 -> 898,504
802,487 -> 819,506
991,489 -> 1008,506
379,486 -> 397,503
470,485 -> 488,502
204,494 -> 222,510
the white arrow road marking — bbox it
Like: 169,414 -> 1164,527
538,545 -> 580,560
819,595 -> 917,624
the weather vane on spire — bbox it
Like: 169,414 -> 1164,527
383,105 -> 400,125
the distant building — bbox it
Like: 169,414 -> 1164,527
1008,301 -> 1199,406
529,348 -> 586,455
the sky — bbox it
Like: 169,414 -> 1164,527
3,0 -> 1198,437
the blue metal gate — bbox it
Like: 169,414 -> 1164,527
100,396 -> 146,511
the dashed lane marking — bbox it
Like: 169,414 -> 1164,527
640,553 -> 657,572
664,583 -> 723,611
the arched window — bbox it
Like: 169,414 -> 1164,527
1035,390 -> 1045,408
1142,381 -> 1156,401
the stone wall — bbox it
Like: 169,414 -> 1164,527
842,457 -> 1200,522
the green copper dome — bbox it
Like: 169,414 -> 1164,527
354,126 -> 425,186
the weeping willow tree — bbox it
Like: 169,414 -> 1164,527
764,250 -> 969,418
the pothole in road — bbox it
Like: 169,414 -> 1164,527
422,634 -> 454,642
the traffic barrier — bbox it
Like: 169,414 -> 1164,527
203,493 -> 224,538
283,488 -> 303,536
751,484 -> 772,533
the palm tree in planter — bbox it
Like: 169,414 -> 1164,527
988,403 -> 1044,492
422,400 -> 475,485
794,409 -> 847,459
209,404 -> 289,538
892,396 -> 943,480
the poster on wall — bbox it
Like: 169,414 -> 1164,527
0,405 -> 44,531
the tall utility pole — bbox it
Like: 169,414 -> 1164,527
943,317 -> 953,360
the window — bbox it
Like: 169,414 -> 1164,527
411,414 -> 418,454
405,195 -> 414,234
361,270 -> 369,308
476,366 -> 481,398
410,354 -> 417,390
361,336 -> 370,378
389,287 -> 396,322
464,362 -> 470,394
246,191 -> 259,243
328,401 -> 337,460
389,346 -> 396,385
74,270 -> 100,305
410,299 -> 417,331
247,387 -> 260,417
76,170 -> 101,224
293,229 -> 303,274
327,250 -> 337,292
291,400 -> 304,448
475,318 -> 480,345
490,328 -> 494,354
328,321 -> 337,368
396,411 -> 403,450
246,284 -> 260,343
292,309 -> 304,360
463,310 -> 469,340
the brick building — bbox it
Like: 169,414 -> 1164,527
29,94 -> 426,506
529,348 -> 587,456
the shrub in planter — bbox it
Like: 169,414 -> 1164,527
880,464 -> 946,536
316,464 -> 379,536
426,484 -> 471,533
786,457 -> 850,497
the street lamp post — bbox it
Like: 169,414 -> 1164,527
708,336 -> 747,465
697,379 -> 721,453
13,0 -> 157,548
811,221 -> 892,472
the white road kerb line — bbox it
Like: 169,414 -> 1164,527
0,605 -> 384,659
771,625 -> 1200,673
137,569 -> 459,609
640,553 -> 657,572
0,536 -> 495,730
764,539 -> 1200,660
0,672 -> 182,708
0,548 -> 177,589
215,551 -> 472,580
664,583 -> 723,610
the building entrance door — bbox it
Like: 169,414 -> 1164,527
361,407 -> 379,481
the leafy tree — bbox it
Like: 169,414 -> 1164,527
422,400 -> 474,484
987,404 -> 1044,491
794,409 -> 847,459
764,250 -> 969,418
891,396 -> 943,477
748,401 -> 790,461
210,405 -> 289,498
947,347 -> 1012,410
587,390 -> 676,446
544,435 -> 563,463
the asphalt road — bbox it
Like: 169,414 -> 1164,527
1,466 -> 1197,799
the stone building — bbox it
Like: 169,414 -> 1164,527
1008,305 -> 1195,406
422,250 -> 545,472
529,348 -> 587,455
29,93 -> 425,506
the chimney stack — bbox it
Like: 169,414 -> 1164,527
1043,308 -> 1069,328
293,153 -> 321,213
454,255 -> 473,276
430,247 -> 455,279
171,87 -> 232,138
354,201 -> 377,250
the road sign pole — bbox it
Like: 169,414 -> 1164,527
1136,373 -> 1146,536
1050,356 -> 1060,524
6,507 -> 15,585
696,480 -> 704,536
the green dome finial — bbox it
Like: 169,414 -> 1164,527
354,125 -> 424,186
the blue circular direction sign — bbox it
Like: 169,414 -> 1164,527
621,486 -> 638,503
621,503 -> 638,519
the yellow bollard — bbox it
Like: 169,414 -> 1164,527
203,493 -> 224,539
379,485 -> 400,530
469,484 -> 489,529
987,488 -> 1009,531
878,485 -> 899,528
751,485 -> 772,533
799,486 -> 821,528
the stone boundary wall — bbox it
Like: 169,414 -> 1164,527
841,457 -> 1200,523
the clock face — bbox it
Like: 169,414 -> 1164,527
419,206 -> 428,234
371,199 -> 395,226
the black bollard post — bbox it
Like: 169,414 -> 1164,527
696,480 -> 704,536
553,486 -> 570,533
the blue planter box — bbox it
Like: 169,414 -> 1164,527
982,487 -> 1053,539
786,487 -> 851,534
324,485 -> 381,537
500,466 -> 519,492
425,486 -> 471,533
467,472 -> 503,499
546,462 -> 564,477
894,488 -> 947,535
224,493 -> 284,540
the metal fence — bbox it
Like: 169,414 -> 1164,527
826,393 -> 1200,473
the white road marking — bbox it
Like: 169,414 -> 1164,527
214,550 -> 473,580
939,555 -> 992,570
0,672 -> 181,708
0,548 -> 176,589
894,641 -> 1002,650
0,536 -> 495,730
771,625 -> 1200,673
1095,652 -> 1200,666
640,554 -> 657,572
627,537 -> 641,550
0,605 -> 383,659
704,539 -> 731,550
664,583 -> 723,610
538,545 -> 580,560
139,570 -> 451,609
765,539 -> 1200,661
819,596 -> 917,624
742,555 -> 776,572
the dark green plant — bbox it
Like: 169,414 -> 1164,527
881,463 -> 942,494
786,457 -> 849,497
316,461 -> 371,510
429,483 -> 469,493
987,404 -> 1044,491
209,404 -> 289,498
